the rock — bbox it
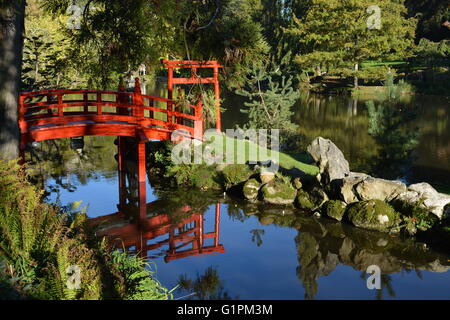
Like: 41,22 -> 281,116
309,187 -> 329,208
296,190 -> 315,210
332,172 -> 369,204
261,179 -> 297,205
307,137 -> 350,184
215,163 -> 230,172
293,177 -> 303,190
287,168 -> 317,189
221,164 -> 253,188
295,188 -> 328,211
354,177 -> 407,202
322,200 -> 347,221
260,172 -> 275,184
243,178 -> 261,201
393,182 -> 450,219
346,200 -> 401,233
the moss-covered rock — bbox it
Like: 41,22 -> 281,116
296,190 -> 315,210
243,178 -> 261,201
261,179 -> 297,205
292,177 -> 303,190
221,164 -> 253,188
295,188 -> 329,211
322,200 -> 347,221
309,187 -> 329,207
346,200 -> 401,233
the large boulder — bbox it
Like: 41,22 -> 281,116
307,137 -> 350,184
346,200 -> 401,233
243,178 -> 261,201
221,164 -> 253,188
296,190 -> 315,210
393,183 -> 450,219
354,177 -> 407,202
332,172 -> 370,204
322,200 -> 347,222
261,179 -> 297,205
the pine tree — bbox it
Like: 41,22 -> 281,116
236,62 -> 299,133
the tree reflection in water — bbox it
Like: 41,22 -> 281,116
177,266 -> 235,300
250,229 -> 265,247
289,214 -> 450,300
367,100 -> 420,181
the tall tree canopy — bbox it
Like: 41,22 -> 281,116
285,0 -> 416,86
40,0 -> 269,88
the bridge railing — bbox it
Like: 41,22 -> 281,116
19,78 -> 203,141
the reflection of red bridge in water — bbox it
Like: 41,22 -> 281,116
90,203 -> 224,262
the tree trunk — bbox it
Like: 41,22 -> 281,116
353,62 -> 359,89
0,1 -> 26,160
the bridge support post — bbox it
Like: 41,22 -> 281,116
213,66 -> 221,132
215,203 -> 221,247
117,136 -> 127,211
137,140 -> 147,223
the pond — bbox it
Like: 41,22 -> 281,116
27,88 -> 450,300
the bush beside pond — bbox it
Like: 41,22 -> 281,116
0,160 -> 171,300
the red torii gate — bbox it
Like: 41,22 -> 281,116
161,59 -> 223,131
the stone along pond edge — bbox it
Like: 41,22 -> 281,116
147,137 -> 450,246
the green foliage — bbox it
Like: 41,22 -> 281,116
405,0 -> 450,41
177,266 -> 232,300
236,61 -> 299,133
393,199 -> 439,235
220,164 -> 253,189
105,250 -> 172,300
286,0 -> 416,83
166,164 -> 222,191
0,160 -> 170,300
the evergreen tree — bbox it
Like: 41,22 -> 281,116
236,61 -> 299,133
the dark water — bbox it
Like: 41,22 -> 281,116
29,133 -> 450,300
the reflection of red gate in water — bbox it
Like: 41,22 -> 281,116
90,203 -> 224,263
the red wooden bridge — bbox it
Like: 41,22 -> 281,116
18,77 -> 204,151
18,60 -> 223,151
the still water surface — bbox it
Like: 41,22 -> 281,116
36,89 -> 450,300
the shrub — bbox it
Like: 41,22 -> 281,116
221,164 -> 253,189
0,160 -> 171,300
